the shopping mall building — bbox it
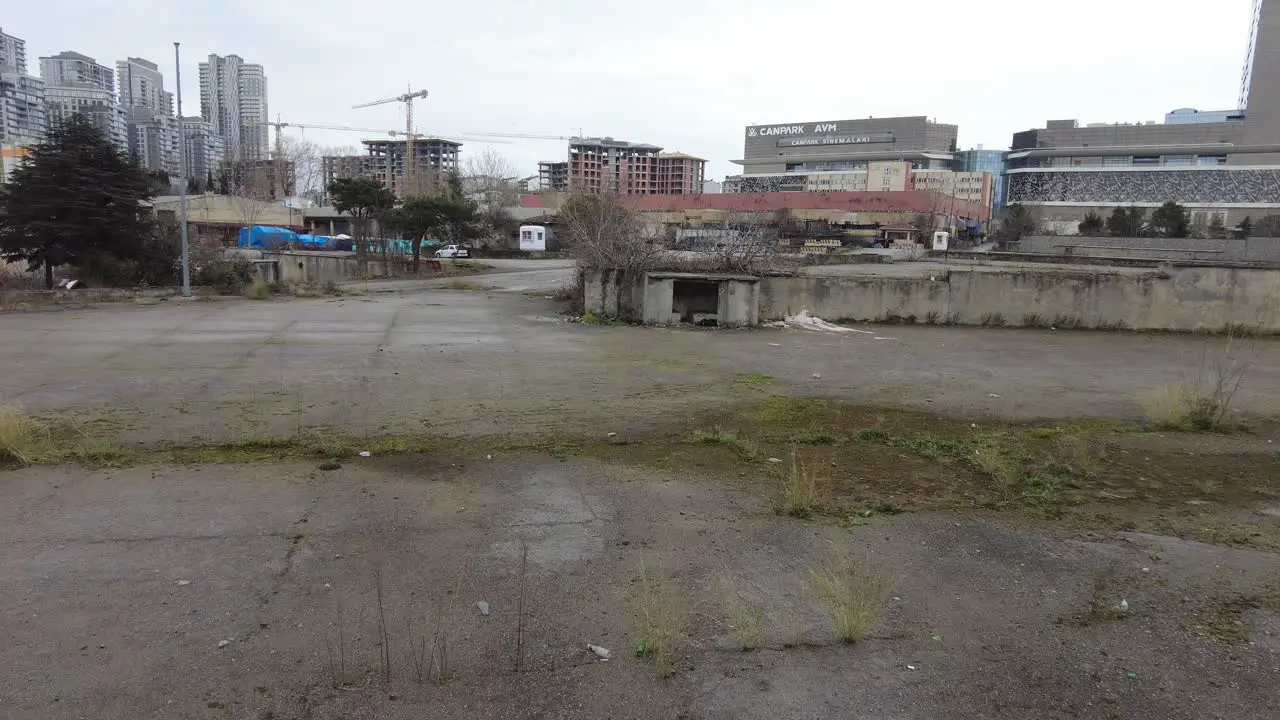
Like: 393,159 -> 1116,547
726,116 -> 995,209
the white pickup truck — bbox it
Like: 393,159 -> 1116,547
434,245 -> 471,258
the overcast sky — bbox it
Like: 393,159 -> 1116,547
7,0 -> 1256,180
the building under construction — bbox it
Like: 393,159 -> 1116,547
363,138 -> 460,195
534,137 -> 706,195
537,160 -> 569,191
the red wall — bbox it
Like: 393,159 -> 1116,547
521,190 -> 990,220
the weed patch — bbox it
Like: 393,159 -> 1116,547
730,373 -> 777,389
750,396 -> 829,426
690,428 -> 758,460
855,427 -> 890,443
580,312 -> 626,326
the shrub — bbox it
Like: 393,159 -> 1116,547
194,259 -> 256,295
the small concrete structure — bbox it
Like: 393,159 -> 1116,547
643,272 -> 759,327
583,269 -> 760,327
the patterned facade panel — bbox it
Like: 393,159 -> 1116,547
1007,169 -> 1280,204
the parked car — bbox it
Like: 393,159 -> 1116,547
434,245 -> 470,258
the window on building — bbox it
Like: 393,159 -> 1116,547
1161,155 -> 1194,166
1132,156 -> 1159,165
1102,156 -> 1131,166
1196,155 -> 1227,165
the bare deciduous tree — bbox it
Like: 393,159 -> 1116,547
462,147 -> 522,210
225,163 -> 272,235
703,212 -> 781,274
277,136 -> 324,199
559,193 -> 662,273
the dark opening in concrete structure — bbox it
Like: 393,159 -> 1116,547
672,280 -> 720,325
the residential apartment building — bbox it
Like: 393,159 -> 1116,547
117,57 -> 178,174
1005,0 -> 1280,226
39,51 -> 125,152
0,27 -> 24,73
198,54 -> 268,162
181,116 -> 225,185
0,27 -> 46,151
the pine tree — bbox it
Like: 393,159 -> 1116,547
0,115 -> 154,288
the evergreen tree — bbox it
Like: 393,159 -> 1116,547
0,115 -> 153,288
1235,216 -> 1254,239
1149,201 -> 1191,239
1077,212 -> 1104,236
1107,207 -> 1145,237
327,177 -> 397,258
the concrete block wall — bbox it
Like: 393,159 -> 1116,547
1018,236 -> 1280,264
266,252 -> 399,285
759,267 -> 1280,333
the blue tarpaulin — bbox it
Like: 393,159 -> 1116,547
296,234 -> 333,248
237,226 -> 299,249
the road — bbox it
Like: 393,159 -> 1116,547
343,258 -> 575,294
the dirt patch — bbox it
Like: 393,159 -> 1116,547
2,456 -> 1278,719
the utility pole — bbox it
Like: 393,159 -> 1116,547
174,42 -> 191,297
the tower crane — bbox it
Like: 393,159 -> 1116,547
260,120 -> 423,162
462,131 -> 584,141
353,88 -> 430,189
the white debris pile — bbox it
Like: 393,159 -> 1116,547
778,310 -> 875,335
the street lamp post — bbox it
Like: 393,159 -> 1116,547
174,41 -> 191,296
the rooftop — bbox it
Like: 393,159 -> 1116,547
361,138 -> 462,147
570,137 -> 662,151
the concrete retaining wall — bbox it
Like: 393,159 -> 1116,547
1018,235 -> 1280,264
759,267 -> 1280,332
265,251 -> 403,285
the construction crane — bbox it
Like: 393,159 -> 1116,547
353,88 -> 430,189
258,119 -> 421,162
463,131 -> 584,141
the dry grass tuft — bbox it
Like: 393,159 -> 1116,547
779,451 -> 823,518
1138,384 -> 1199,430
1139,335 -> 1251,431
716,574 -> 768,651
632,555 -> 685,677
806,554 -> 886,643
0,406 -> 48,466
